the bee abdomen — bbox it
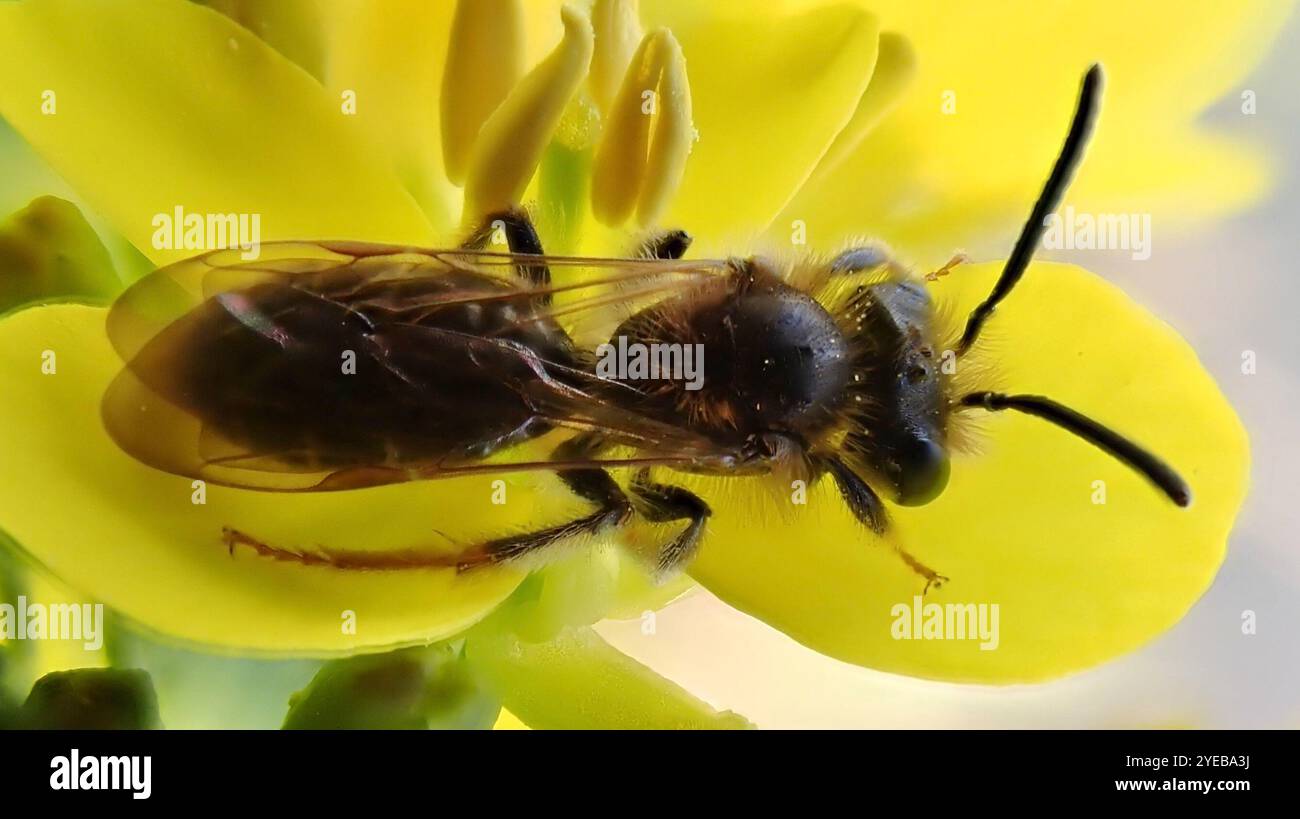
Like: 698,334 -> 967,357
141,269 -> 576,470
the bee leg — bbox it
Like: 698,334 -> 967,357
820,456 -> 949,595
637,229 -> 693,260
462,208 -> 551,300
629,469 -> 711,579
459,470 -> 630,569
458,435 -> 632,569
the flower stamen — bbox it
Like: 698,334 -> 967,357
462,5 -> 594,224
441,0 -> 527,187
590,28 -> 692,228
589,0 -> 643,112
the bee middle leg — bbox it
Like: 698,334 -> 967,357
629,468 -> 711,578
462,207 -> 551,300
820,456 -> 949,594
636,229 -> 693,260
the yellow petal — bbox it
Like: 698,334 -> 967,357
200,0 -> 327,80
0,121 -> 76,220
782,0 -> 1291,260
492,707 -> 530,730
463,5 -> 595,223
440,0 -> 527,187
0,304 -> 525,653
687,262 -> 1247,683
0,0 -> 435,267
468,625 -> 752,729
644,2 -> 879,239
789,31 -> 916,200
320,0 -> 461,229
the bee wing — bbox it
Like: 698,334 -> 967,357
102,328 -> 737,492
107,240 -> 722,362
104,241 -> 738,492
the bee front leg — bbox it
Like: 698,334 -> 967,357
924,252 -> 969,282
629,469 -> 711,579
819,456 -> 949,595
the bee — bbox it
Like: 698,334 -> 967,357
103,64 -> 1188,589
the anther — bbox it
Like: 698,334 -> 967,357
441,0 -> 526,186
590,28 -> 692,227
462,6 -> 595,223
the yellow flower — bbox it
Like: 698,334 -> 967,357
0,0 -> 1276,727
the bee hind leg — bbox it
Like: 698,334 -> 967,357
220,526 -> 461,571
221,475 -> 632,574
629,469 -> 711,580
457,434 -> 632,570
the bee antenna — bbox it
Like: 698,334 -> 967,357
956,64 -> 1103,356
960,391 -> 1190,507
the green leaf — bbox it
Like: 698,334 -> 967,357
106,616 -> 322,730
283,644 -> 500,730
468,625 -> 752,730
0,681 -> 18,730
19,667 -> 162,729
491,550 -> 624,644
0,196 -> 120,313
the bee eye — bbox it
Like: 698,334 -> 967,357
893,437 -> 950,506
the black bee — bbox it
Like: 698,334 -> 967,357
103,64 -> 1187,588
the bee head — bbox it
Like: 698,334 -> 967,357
818,65 -> 1188,511
838,279 -> 952,506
